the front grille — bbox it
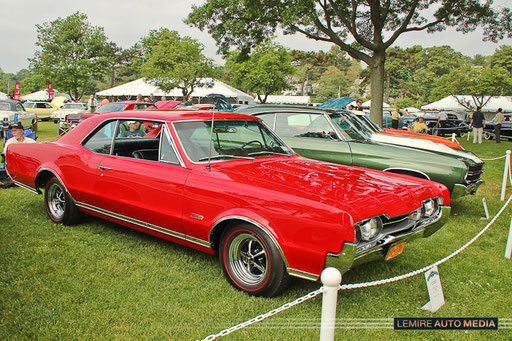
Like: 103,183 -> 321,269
466,163 -> 484,183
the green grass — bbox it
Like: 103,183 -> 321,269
1,123 -> 511,340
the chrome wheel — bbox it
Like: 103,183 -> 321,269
227,233 -> 269,286
47,182 -> 65,221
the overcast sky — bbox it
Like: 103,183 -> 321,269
1,0 -> 512,74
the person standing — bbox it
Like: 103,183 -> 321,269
391,108 -> 401,129
183,95 -> 193,106
493,108 -> 504,143
437,111 -> 448,133
136,94 -> 143,102
148,93 -> 157,103
100,97 -> 109,107
87,94 -> 97,113
354,99 -> 363,111
471,106 -> 485,144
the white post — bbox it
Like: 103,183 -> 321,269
482,198 -> 489,220
451,133 -> 456,142
501,150 -> 511,201
467,129 -> 471,141
506,217 -> 512,259
319,268 -> 342,341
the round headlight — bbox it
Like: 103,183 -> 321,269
409,208 -> 422,221
423,199 -> 436,217
358,217 -> 382,241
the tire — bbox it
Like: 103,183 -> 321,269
220,223 -> 289,297
484,131 -> 493,140
44,177 -> 80,225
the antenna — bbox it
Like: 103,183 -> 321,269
207,111 -> 215,170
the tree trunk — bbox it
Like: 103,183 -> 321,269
369,51 -> 386,127
384,72 -> 390,104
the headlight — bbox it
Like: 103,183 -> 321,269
356,217 -> 383,242
423,198 -> 439,217
409,208 -> 422,221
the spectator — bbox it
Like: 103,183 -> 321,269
410,117 -> 428,133
2,122 -> 36,154
391,108 -> 401,129
354,99 -> 363,111
161,95 -> 167,101
148,93 -> 157,103
348,105 -> 355,110
471,106 -> 485,144
120,121 -> 145,138
136,94 -> 143,102
437,111 -> 448,131
183,95 -> 193,106
493,108 -> 504,144
100,97 -> 109,107
87,94 -> 97,113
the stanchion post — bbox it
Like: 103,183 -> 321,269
467,129 -> 471,141
451,133 -> 456,142
501,150 -> 511,201
319,268 -> 342,341
506,217 -> 512,259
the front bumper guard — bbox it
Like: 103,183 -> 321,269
452,179 -> 485,199
325,206 -> 451,275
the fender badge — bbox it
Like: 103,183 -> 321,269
191,213 -> 204,221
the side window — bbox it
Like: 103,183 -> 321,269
257,113 -> 276,130
117,120 -> 146,138
82,120 -> 117,154
275,113 -> 334,139
45,103 -> 52,109
111,120 -> 160,161
160,128 -> 179,164
16,103 -> 25,111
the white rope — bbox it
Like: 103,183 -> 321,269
481,155 -> 507,161
339,193 -> 512,290
200,193 -> 512,340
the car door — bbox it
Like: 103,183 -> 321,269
256,112 -> 354,165
94,120 -> 188,233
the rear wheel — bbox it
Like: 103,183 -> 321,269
44,177 -> 80,225
220,223 -> 289,297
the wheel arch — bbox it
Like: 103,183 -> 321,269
35,168 -> 71,196
383,167 -> 431,180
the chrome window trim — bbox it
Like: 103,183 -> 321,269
160,123 -> 185,167
383,167 -> 431,180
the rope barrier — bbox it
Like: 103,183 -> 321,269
200,192 -> 512,340
481,155 -> 507,161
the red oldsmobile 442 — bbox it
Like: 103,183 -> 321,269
5,110 -> 450,297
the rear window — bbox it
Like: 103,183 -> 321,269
0,103 -> 9,111
97,103 -> 128,112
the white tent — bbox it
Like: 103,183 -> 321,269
346,99 -> 390,109
257,95 -> 311,105
20,90 -> 70,101
97,78 -> 256,105
0,91 -> 7,100
421,95 -> 512,112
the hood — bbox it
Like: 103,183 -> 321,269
215,157 -> 446,222
371,133 -> 482,164
51,96 -> 67,108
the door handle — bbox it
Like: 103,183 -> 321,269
98,166 -> 112,171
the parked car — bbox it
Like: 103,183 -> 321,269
51,102 -> 88,123
484,113 -> 512,140
408,111 -> 470,137
0,99 -> 37,136
5,110 -> 450,297
154,100 -> 182,109
236,105 -> 484,199
23,96 -> 67,121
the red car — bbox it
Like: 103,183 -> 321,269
5,110 -> 450,297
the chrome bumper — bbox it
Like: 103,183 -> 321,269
451,180 -> 485,199
325,206 -> 451,274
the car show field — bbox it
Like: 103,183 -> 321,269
1,120 -> 511,340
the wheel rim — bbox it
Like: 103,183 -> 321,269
227,233 -> 269,286
47,183 -> 65,221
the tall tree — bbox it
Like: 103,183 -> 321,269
187,0 -> 511,126
490,45 -> 512,75
225,41 -> 293,103
140,29 -> 214,101
29,12 -> 111,100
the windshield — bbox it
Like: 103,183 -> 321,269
174,119 -> 293,163
329,113 -> 373,141
97,103 -> 128,112
357,114 -> 383,132
62,103 -> 85,109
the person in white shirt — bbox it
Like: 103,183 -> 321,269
3,122 -> 36,154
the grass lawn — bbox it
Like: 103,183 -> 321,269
1,122 -> 511,340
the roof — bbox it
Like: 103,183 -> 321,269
319,97 -> 355,109
256,95 -> 311,105
421,95 -> 512,112
96,78 -> 256,104
0,91 -> 7,100
20,90 -> 70,101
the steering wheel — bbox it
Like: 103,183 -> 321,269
240,140 -> 263,149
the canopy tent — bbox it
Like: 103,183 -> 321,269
97,78 -> 256,105
346,99 -> 390,109
319,97 -> 355,109
0,91 -> 7,100
421,95 -> 512,112
20,90 -> 71,101
257,95 -> 311,105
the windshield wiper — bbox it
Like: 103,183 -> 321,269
248,151 -> 290,157
198,154 -> 255,161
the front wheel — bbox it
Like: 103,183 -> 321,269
44,177 -> 80,225
220,223 -> 289,297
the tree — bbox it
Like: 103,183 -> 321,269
225,41 -> 293,103
490,45 -> 512,75
431,65 -> 512,109
29,12 -> 111,100
316,66 -> 348,100
187,0 -> 511,126
140,29 -> 214,101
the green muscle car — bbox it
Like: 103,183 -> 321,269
236,105 -> 484,199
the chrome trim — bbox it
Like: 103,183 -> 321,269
383,167 -> 431,180
210,215 -> 291,271
35,168 -> 71,196
161,123 -> 186,167
76,201 -> 211,248
13,180 -> 38,194
451,179 -> 485,199
286,268 -> 319,281
326,205 -> 451,274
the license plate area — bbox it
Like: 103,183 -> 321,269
385,241 -> 406,261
